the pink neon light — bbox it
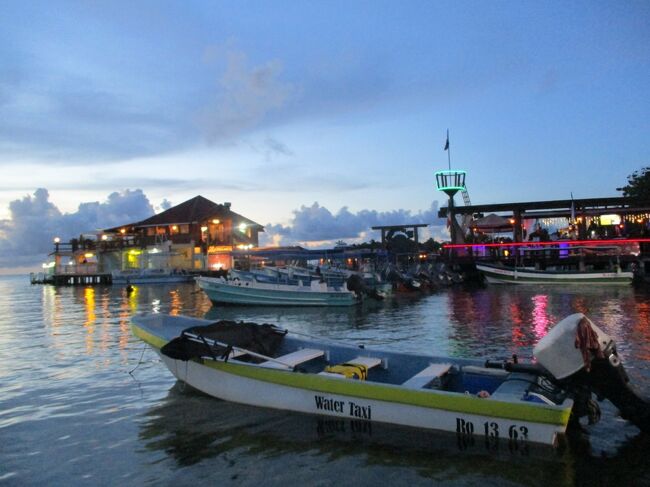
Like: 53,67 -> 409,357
442,238 -> 650,249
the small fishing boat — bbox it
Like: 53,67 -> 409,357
476,263 -> 634,285
131,313 -> 649,446
196,275 -> 359,306
111,268 -> 194,285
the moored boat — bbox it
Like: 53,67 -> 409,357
197,275 -> 359,306
476,263 -> 634,285
131,312 -> 649,446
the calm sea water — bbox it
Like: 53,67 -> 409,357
1,275 -> 649,486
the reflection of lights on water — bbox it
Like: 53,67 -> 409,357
128,285 -> 138,312
170,290 -> 181,316
43,285 -> 60,329
152,299 -> 160,313
532,294 -> 551,340
84,287 -> 96,324
84,287 -> 96,354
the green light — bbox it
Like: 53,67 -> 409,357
435,170 -> 466,193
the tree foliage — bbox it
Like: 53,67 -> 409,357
617,167 -> 650,202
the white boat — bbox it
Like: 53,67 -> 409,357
111,268 -> 194,285
131,312 -> 649,446
476,263 -> 634,285
197,275 -> 359,306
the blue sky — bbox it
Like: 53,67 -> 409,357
0,1 -> 649,267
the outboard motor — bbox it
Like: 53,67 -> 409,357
346,274 -> 383,301
534,313 -> 650,433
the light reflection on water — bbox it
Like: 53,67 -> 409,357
0,275 -> 649,486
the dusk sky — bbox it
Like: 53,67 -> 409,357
1,1 -> 649,269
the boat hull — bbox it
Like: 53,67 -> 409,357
153,351 -> 567,446
197,276 -> 357,306
476,264 -> 633,285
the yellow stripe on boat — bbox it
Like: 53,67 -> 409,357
131,324 -> 168,350
205,360 -> 570,426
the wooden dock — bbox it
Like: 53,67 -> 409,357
31,272 -> 112,286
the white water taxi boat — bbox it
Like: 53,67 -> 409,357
131,313 -> 649,446
197,275 -> 358,306
476,263 -> 633,285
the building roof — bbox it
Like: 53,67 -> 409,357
104,195 -> 264,232
438,196 -> 639,218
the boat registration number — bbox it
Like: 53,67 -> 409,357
456,417 -> 529,441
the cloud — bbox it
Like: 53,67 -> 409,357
255,136 -> 294,162
261,201 -> 447,246
0,73 -> 191,163
0,188 -> 154,268
0,175 -> 260,193
198,50 -> 297,145
0,44 -> 300,163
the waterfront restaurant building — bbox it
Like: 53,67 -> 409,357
100,195 -> 264,272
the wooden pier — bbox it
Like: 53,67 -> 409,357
31,272 -> 112,286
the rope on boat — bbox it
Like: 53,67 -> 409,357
128,342 -> 149,375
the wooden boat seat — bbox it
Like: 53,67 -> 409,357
346,356 -> 383,369
260,348 -> 325,369
319,356 -> 383,380
402,363 -> 452,389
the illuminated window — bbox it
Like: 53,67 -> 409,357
600,214 -> 621,225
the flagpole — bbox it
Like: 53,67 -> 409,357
446,129 -> 451,170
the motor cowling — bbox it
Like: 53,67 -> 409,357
534,313 -> 650,433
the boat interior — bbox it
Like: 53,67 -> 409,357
250,334 -> 563,405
